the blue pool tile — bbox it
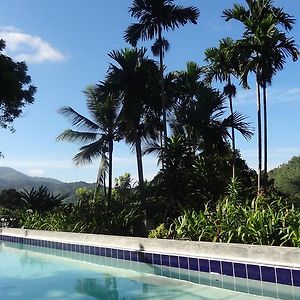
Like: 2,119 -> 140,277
276,268 -> 292,285
144,252 -> 152,264
153,254 -> 161,265
199,259 -> 209,273
179,256 -> 189,269
170,255 -> 179,268
234,263 -> 247,279
124,250 -> 131,260
112,249 -> 118,258
292,269 -> 300,287
84,245 -> 90,254
247,264 -> 261,281
131,251 -> 138,262
222,261 -> 233,276
71,244 -> 76,252
105,248 -> 112,258
117,249 -> 124,260
79,245 -> 84,253
261,266 -> 276,283
74,244 -> 79,252
210,260 -> 221,274
138,252 -> 146,263
100,247 -> 105,256
162,255 -> 170,267
189,257 -> 199,271
90,246 -> 95,255
94,247 -> 100,256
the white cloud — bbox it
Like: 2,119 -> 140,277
240,147 -> 300,170
235,87 -> 300,106
26,169 -> 45,177
0,26 -> 66,63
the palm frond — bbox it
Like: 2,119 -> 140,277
73,138 -> 107,165
56,129 -> 98,143
224,112 -> 254,141
58,106 -> 99,131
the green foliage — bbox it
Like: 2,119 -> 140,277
151,135 -> 256,219
19,185 -> 67,212
0,189 -> 23,209
0,39 -> 36,131
269,156 -> 300,201
17,181 -> 144,236
148,223 -> 171,239
168,194 -> 300,247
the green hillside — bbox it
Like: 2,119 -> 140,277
269,156 -> 300,200
0,167 -> 96,203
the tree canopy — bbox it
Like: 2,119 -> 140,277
0,39 -> 36,131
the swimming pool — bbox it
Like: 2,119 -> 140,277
1,229 -> 300,299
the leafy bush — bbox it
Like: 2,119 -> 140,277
17,186 -> 145,236
165,194 -> 300,247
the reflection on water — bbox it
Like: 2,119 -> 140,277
76,276 -> 119,300
1,242 -> 280,300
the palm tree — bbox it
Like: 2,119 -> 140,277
171,84 -> 253,155
57,85 -> 120,205
204,38 -> 239,179
124,0 -> 199,146
105,48 -> 161,187
223,0 -> 299,191
166,62 -> 252,155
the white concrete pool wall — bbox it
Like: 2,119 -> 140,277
1,228 -> 300,269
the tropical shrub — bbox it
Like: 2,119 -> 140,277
17,184 -> 145,236
19,185 -> 68,212
162,194 -> 300,247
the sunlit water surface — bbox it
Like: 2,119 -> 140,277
0,242 -> 291,300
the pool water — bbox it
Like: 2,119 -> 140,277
0,242 -> 297,300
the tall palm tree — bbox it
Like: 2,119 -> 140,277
204,38 -> 239,178
57,85 -> 120,205
124,0 -> 199,146
105,48 -> 161,187
223,0 -> 299,191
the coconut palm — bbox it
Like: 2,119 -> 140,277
223,0 -> 299,191
105,48 -> 161,187
57,85 -> 120,205
204,38 -> 239,178
124,0 -> 199,146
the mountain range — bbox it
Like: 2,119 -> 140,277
0,167 -> 95,202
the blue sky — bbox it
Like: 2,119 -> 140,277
0,0 -> 299,183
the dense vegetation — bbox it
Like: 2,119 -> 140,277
0,39 -> 36,156
1,0 -> 299,246
269,156 -> 300,201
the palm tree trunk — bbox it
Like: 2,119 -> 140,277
94,159 -> 104,202
108,139 -> 113,207
158,27 -> 167,150
256,77 -> 262,193
136,128 -> 144,186
263,85 -> 268,187
228,76 -> 236,179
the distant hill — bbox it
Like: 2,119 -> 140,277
0,167 -> 96,203
269,156 -> 300,200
